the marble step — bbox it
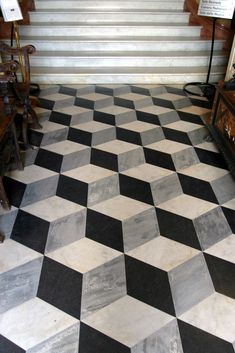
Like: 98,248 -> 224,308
29,10 -> 189,23
35,0 -> 185,10
21,0 -> 226,85
19,23 -> 201,37
19,36 -> 225,52
29,50 -> 228,68
29,66 -> 226,84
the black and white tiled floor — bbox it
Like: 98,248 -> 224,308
1,84 -> 235,353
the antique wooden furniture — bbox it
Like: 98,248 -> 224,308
0,111 -> 22,208
208,83 -> 235,177
0,41 -> 41,146
0,60 -> 24,241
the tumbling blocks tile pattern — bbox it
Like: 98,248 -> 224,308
1,84 -> 235,353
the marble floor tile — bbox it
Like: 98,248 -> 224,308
96,84 -> 130,96
75,92 -> 114,109
178,163 -> 235,204
94,105 -> 137,126
81,295 -> 183,353
50,105 -> 93,126
114,92 -> 153,109
0,206 -> 18,239
86,195 -> 159,252
188,95 -> 211,109
136,105 -> 180,126
120,163 -> 182,205
38,84 -> 60,96
91,139 -> 145,172
4,165 -> 59,207
179,293 -> 235,353
12,196 -> 86,254
165,85 -> 186,95
177,105 -> 211,124
117,120 -> 165,146
130,84 -> 167,96
152,93 -> 191,109
0,239 -> 43,313
38,238 -> 126,319
0,297 -> 79,353
39,92 -> 75,110
195,140 -> 220,153
194,141 -> 228,169
204,234 -> 235,299
59,84 -> 95,96
126,236 -> 214,316
222,198 -> 235,233
33,106 -> 51,123
162,120 -> 209,146
29,120 -> 69,147
2,83 -> 235,353
144,139 -> 199,171
35,140 -> 91,172
57,164 -> 119,206
156,194 -> 232,250
68,120 -> 116,146
21,145 -> 39,167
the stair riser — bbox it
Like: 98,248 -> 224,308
35,1 -> 185,10
20,40 -> 224,52
30,56 -> 227,68
19,26 -> 201,37
30,72 -> 225,85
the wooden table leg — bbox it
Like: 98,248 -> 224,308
11,121 -> 23,170
0,232 -> 5,243
0,176 -> 11,210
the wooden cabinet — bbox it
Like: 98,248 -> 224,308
209,85 -> 235,177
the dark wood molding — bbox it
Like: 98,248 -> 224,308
0,0 -> 35,39
184,0 -> 235,50
19,0 -> 35,23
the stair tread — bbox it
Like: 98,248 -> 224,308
33,50 -> 227,57
20,36 -> 224,43
25,0 -> 226,84
32,9 -> 186,13
36,0 -> 184,2
31,66 -> 226,74
21,22 -> 195,27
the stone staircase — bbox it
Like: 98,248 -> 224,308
17,0 -> 228,84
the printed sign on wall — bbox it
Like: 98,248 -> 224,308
0,0 -> 23,22
198,0 -> 235,19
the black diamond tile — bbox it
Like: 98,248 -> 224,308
11,209 -> 49,254
37,256 -> 82,319
125,255 -> 175,315
195,144 -> 228,169
0,335 -> 24,353
222,201 -> 235,233
79,323 -> 130,353
178,320 -> 235,353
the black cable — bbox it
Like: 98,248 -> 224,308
206,17 -> 217,84
183,17 -> 218,104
